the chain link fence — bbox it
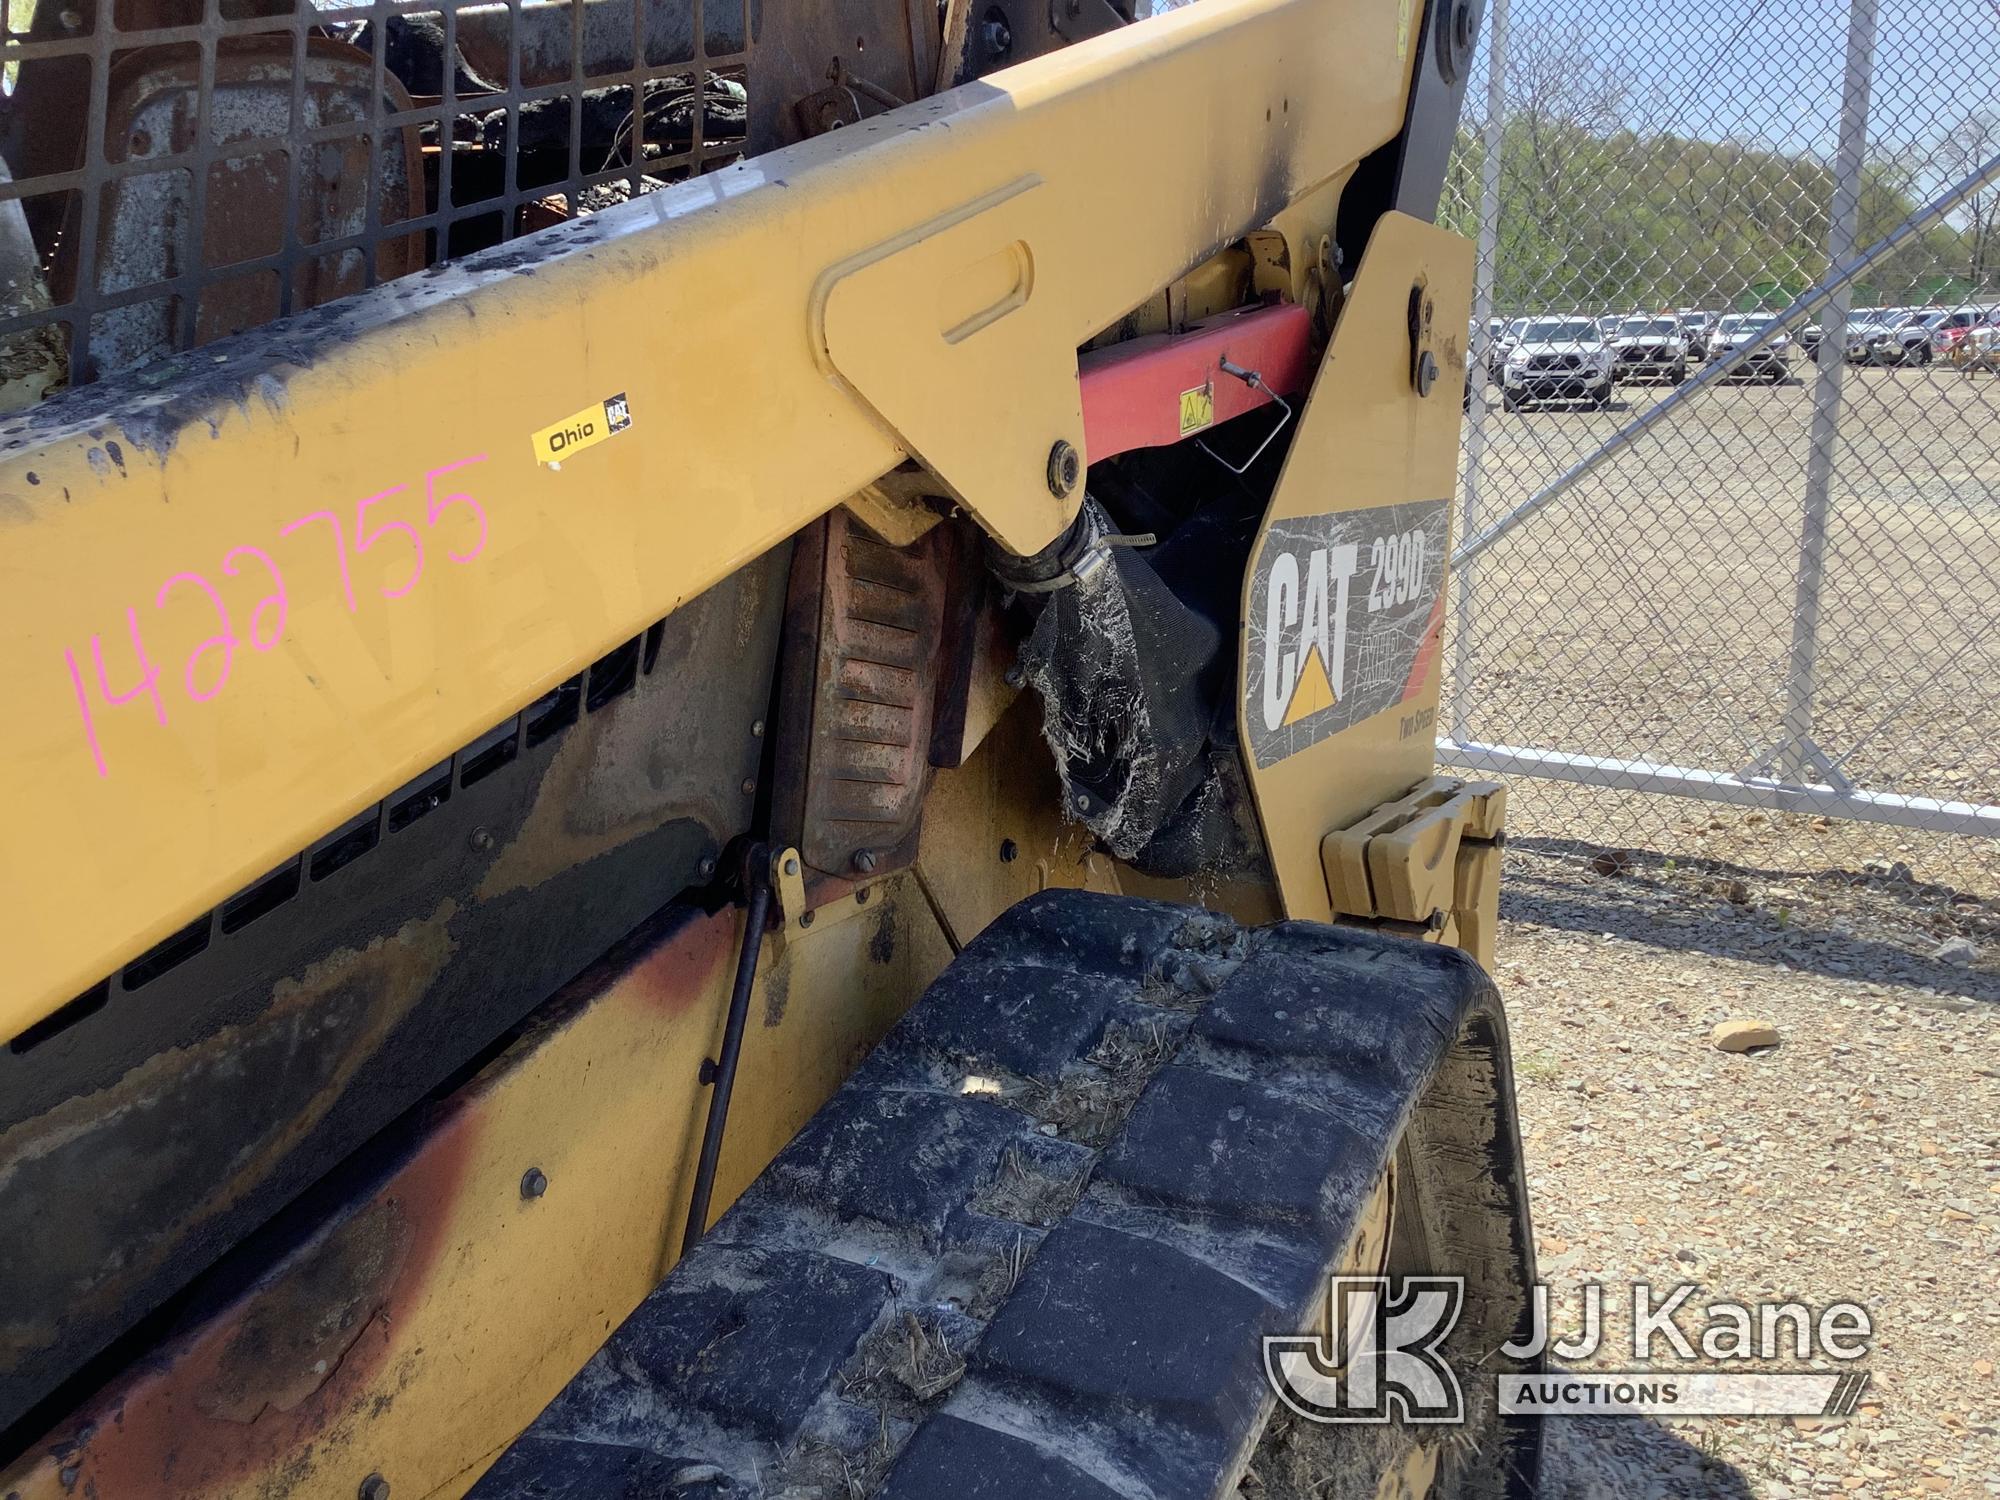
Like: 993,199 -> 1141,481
1437,0 -> 2000,921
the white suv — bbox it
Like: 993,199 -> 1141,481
1859,309 -> 1934,366
1709,314 -> 1791,382
1607,316 -> 1689,384
1501,317 -> 1614,411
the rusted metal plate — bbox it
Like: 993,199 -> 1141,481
772,511 -> 965,894
746,0 -> 936,149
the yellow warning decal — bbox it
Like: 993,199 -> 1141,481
533,392 -> 633,465
1396,0 -> 1413,60
1179,384 -> 1215,436
1281,646 -> 1338,726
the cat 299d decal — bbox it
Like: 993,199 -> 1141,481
1244,496 -> 1449,769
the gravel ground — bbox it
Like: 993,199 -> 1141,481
1496,845 -> 2000,1499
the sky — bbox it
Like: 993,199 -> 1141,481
1459,0 -> 1998,166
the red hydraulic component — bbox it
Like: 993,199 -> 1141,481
1078,301 -> 1314,464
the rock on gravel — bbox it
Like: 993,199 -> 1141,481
1711,1018 -> 1781,1052
1933,936 -> 1979,967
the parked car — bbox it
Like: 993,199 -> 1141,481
1830,307 -> 1881,358
1678,310 -> 1714,359
1832,308 -> 1896,362
1861,308 -> 1936,365
1607,315 -> 1688,384
1800,308 -> 1865,359
1840,306 -> 1920,362
1708,313 -> 1790,382
1500,316 -> 1614,410
1488,317 -> 1527,380
1927,305 -> 1995,362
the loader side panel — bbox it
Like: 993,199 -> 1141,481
1236,213 -> 1474,920
0,548 -> 787,1439
0,0 -> 1425,1042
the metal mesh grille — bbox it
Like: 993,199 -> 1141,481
1438,0 -> 2000,902
0,0 -> 751,394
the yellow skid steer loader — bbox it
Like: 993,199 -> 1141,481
0,0 -> 1534,1494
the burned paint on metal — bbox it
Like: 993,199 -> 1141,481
0,554 -> 789,1436
515,903 -> 738,1037
0,899 -> 458,1378
478,557 -> 782,902
194,1196 -> 410,1426
867,904 -> 897,966
760,954 -> 791,1029
1,1126 -> 477,1499
0,900 -> 754,1500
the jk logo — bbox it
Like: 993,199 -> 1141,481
1264,1275 -> 1465,1424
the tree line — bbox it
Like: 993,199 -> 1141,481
1439,26 -> 1999,318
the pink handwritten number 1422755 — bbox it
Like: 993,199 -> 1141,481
65,455 -> 490,778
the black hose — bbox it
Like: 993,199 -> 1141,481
680,852 -> 773,1254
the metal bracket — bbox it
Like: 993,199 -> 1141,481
1739,735 -> 1854,793
814,176 -> 1086,557
771,846 -> 808,928
794,57 -> 910,137
1320,775 -> 1507,969
1049,0 -> 1127,44
1321,776 -> 1505,923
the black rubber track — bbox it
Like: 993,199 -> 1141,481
472,890 -> 1540,1499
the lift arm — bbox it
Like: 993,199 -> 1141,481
0,0 -> 1451,1041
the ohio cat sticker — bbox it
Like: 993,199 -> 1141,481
532,392 -> 632,465
1244,498 -> 1448,769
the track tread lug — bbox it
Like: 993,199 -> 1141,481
873,1414 -> 1129,1500
536,1244 -> 894,1451
891,961 -> 1135,1085
756,1088 -> 1026,1249
970,1215 -> 1280,1451
1096,1063 -> 1379,1235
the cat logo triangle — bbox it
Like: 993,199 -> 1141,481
1281,646 -> 1338,726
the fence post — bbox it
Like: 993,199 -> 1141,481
1450,0 -> 1509,744
1778,0 -> 1878,781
